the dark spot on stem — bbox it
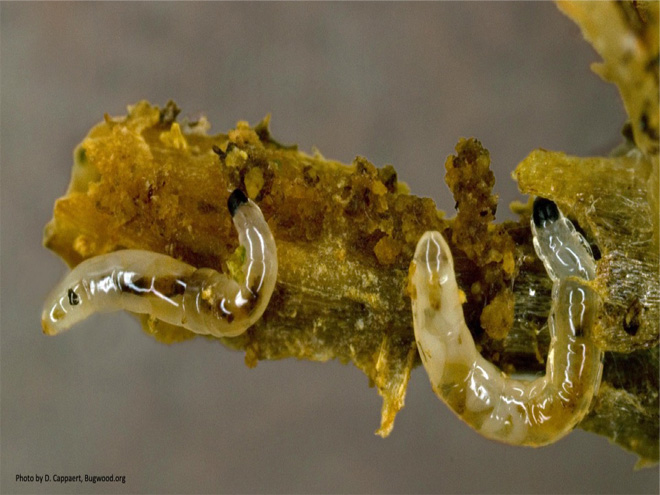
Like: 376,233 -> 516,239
640,111 -> 659,141
378,165 -> 398,193
623,300 -> 642,336
212,145 -> 226,160
159,100 -> 181,126
621,121 -> 635,142
302,165 -> 320,186
76,147 -> 87,165
197,201 -> 219,214
572,220 -> 601,261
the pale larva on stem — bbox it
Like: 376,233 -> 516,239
410,197 -> 603,446
42,189 -> 278,338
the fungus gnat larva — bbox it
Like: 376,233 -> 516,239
42,189 -> 278,338
410,197 -> 603,446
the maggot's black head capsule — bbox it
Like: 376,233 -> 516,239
227,189 -> 248,217
532,197 -> 559,227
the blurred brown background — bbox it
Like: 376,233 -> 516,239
2,3 -> 657,493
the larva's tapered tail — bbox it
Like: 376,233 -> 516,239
411,198 -> 602,446
42,190 -> 277,338
41,251 -> 196,336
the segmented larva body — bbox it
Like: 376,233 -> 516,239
42,190 -> 277,338
411,197 -> 603,446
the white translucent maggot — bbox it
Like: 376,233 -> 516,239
410,197 -> 603,446
42,190 -> 277,338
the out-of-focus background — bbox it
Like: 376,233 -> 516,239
2,3 -> 657,494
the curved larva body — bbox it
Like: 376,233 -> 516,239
42,190 -> 277,338
411,198 -> 602,446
